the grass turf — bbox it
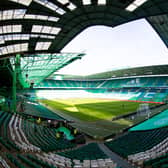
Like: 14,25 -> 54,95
39,98 -> 146,122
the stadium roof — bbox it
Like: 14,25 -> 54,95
86,64 -> 168,79
0,0 -> 168,87
50,64 -> 168,80
9,52 -> 84,88
0,0 -> 168,58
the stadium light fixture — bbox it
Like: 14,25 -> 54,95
57,0 -> 77,11
34,0 -> 66,15
56,8 -> 66,15
13,25 -> 22,33
9,0 -> 32,6
42,26 -> 52,34
48,16 -> 60,22
0,43 -> 28,56
32,25 -> 61,35
98,0 -> 106,5
0,38 -> 4,44
67,3 -> 77,11
0,10 -> 59,22
32,25 -> 42,33
0,25 -> 22,34
126,0 -> 149,12
0,34 -> 55,43
50,27 -> 61,35
57,0 -> 69,5
83,0 -> 91,5
14,9 -> 26,19
35,42 -> 52,50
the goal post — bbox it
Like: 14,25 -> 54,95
137,103 -> 151,117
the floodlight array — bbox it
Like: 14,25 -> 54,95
0,43 -> 28,55
57,0 -> 77,10
98,0 -> 106,5
0,9 -> 59,22
82,0 -> 91,5
0,25 -> 22,34
34,0 -> 66,15
9,0 -> 32,6
35,42 -> 52,50
126,0 -> 149,12
32,25 -> 61,35
0,34 -> 55,45
83,0 -> 106,5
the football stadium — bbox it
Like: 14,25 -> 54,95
0,0 -> 168,168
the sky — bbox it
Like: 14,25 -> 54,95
57,19 -> 168,76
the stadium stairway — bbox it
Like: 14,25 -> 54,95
98,143 -> 135,168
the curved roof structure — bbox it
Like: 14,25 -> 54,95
10,52 -> 84,88
0,0 -> 168,89
86,64 -> 168,79
49,64 -> 168,80
0,0 -> 168,59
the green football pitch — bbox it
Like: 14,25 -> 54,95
39,98 -> 155,138
39,98 -> 144,122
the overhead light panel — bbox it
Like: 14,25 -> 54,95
83,0 -> 91,5
14,44 -> 20,52
32,25 -> 43,33
56,8 -> 66,15
21,43 -> 28,51
67,3 -> 77,10
43,42 -> 52,50
6,25 -> 12,33
40,35 -> 55,39
0,43 -> 28,56
0,25 -> 22,34
126,4 -> 137,12
12,25 -> 22,33
50,27 -> 61,35
1,34 -> 54,43
32,25 -> 61,35
0,9 -> 59,22
135,0 -> 148,6
57,0 -> 77,11
42,26 -> 52,34
36,15 -> 48,20
7,45 -> 15,54
12,34 -> 20,40
20,34 -> 30,40
24,14 -> 36,19
48,16 -> 59,22
24,14 -> 59,22
14,9 -> 26,19
0,37 -> 4,44
126,0 -> 148,12
98,0 -> 106,5
57,0 -> 69,4
46,2 -> 58,11
34,0 -> 66,15
9,0 -> 32,6
0,47 -> 8,55
35,42 -> 51,50
2,10 -> 13,20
